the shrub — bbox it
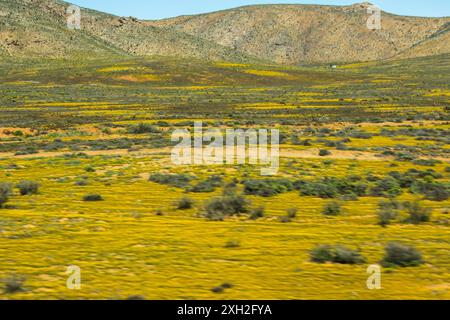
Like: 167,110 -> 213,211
211,286 -> 224,293
310,245 -> 365,264
205,194 -> 250,220
177,197 -> 194,210
370,177 -> 402,197
225,240 -> 240,248
191,175 -> 223,193
249,206 -> 265,220
287,208 -> 298,218
412,159 -> 441,166
84,166 -> 96,172
377,199 -> 400,227
127,123 -> 161,134
296,181 -> 338,198
322,201 -> 341,216
279,216 -> 292,223
243,179 -> 293,197
83,194 -> 103,201
377,209 -> 398,227
381,242 -> 423,267
319,149 -> 331,156
75,179 -> 89,186
0,182 -> 12,207
16,180 -> 39,195
404,201 -> 432,224
3,275 -> 25,294
222,182 -> 238,196
420,183 -> 449,201
149,173 -> 194,188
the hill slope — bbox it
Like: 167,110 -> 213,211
149,3 -> 450,64
0,0 -> 449,64
0,0 -> 254,62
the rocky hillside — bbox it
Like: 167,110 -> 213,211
0,0 -> 449,64
149,2 -> 450,64
0,0 -> 254,62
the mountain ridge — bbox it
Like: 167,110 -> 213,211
0,0 -> 449,64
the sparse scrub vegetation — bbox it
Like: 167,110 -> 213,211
322,201 -> 341,216
0,182 -> 12,207
177,197 -> 194,210
310,245 -> 365,264
381,242 -> 424,267
83,194 -> 104,201
16,180 -> 39,195
204,194 -> 250,221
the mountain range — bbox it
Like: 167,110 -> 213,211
0,0 -> 449,64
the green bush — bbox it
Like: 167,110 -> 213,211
310,245 -> 365,264
370,177 -> 402,197
319,149 -> 331,156
205,194 -> 250,221
224,240 -> 240,248
177,197 -> 194,210
381,242 -> 423,267
296,181 -> 338,198
420,183 -> 449,201
377,199 -> 400,227
404,201 -> 432,224
249,206 -> 265,220
0,183 -> 12,207
149,173 -> 194,188
127,123 -> 161,134
243,179 -> 293,197
191,175 -> 223,193
16,180 -> 39,195
287,208 -> 298,218
2,275 -> 25,294
83,194 -> 103,201
322,201 -> 341,216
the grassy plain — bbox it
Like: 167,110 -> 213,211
0,54 -> 449,299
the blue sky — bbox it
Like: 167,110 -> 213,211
68,0 -> 450,19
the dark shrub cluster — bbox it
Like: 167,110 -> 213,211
177,197 -> 194,210
370,177 -> 402,197
404,201 -> 432,224
388,169 -> 442,188
83,194 -> 103,201
243,179 -> 293,197
318,149 -> 331,156
249,206 -> 265,220
381,242 -> 423,267
3,275 -> 26,294
310,245 -> 365,264
295,177 -> 367,199
0,182 -> 12,207
149,173 -> 194,188
127,123 -> 161,134
16,180 -> 39,195
205,194 -> 250,221
190,175 -> 223,193
377,199 -> 400,227
411,182 -> 449,201
322,201 -> 341,216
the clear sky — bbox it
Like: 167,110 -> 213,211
68,0 -> 450,19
